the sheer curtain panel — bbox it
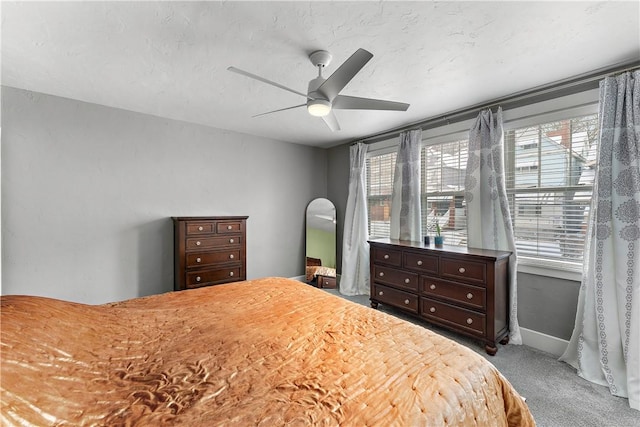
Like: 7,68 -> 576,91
561,70 -> 640,411
340,142 -> 370,296
465,108 -> 522,345
390,129 -> 422,241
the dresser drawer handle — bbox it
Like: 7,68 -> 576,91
196,257 -> 202,263
404,299 -> 410,305
379,272 -> 384,277
229,271 -> 234,277
229,238 -> 234,243
417,260 -> 423,266
196,241 -> 201,246
379,291 -> 384,296
198,226 -> 204,231
466,293 -> 473,299
466,318 -> 473,325
429,284 -> 436,290
384,254 -> 389,259
227,225 -> 233,230
404,278 -> 410,284
458,267 -> 466,273
324,280 -> 330,286
429,307 -> 436,313
196,276 -> 201,282
229,254 -> 234,259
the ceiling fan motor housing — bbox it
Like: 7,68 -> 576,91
307,76 -> 331,116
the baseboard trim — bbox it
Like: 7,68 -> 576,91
289,275 -> 306,282
520,327 -> 569,357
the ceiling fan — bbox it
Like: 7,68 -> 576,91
228,48 -> 410,131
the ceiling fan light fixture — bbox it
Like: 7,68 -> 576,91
307,99 -> 331,117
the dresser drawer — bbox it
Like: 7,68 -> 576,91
186,250 -> 241,268
186,222 -> 215,235
421,298 -> 486,337
186,235 -> 242,250
186,268 -> 241,288
403,252 -> 438,274
373,265 -> 418,291
318,275 -> 337,289
441,257 -> 486,285
216,221 -> 244,234
421,277 -> 486,310
371,246 -> 402,267
372,284 -> 418,313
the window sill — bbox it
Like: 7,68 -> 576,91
517,257 -> 582,282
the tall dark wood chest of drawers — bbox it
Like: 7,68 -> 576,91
369,238 -> 510,355
173,216 -> 248,291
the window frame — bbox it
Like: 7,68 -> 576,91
364,89 -> 600,281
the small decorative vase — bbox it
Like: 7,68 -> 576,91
423,236 -> 430,245
434,236 -> 444,246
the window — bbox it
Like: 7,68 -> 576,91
365,109 -> 599,273
421,140 -> 468,245
505,115 -> 599,265
366,151 -> 396,238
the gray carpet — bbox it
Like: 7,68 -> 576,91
324,290 -> 640,427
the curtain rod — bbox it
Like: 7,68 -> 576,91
354,60 -> 640,146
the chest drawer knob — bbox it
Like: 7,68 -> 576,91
384,254 -> 389,259
196,276 -> 201,282
378,291 -> 384,296
466,318 -> 473,325
227,225 -> 233,230
429,284 -> 436,290
229,254 -> 234,259
467,293 -> 474,299
229,271 -> 234,277
429,307 -> 436,313
379,272 -> 385,277
404,299 -> 410,305
417,260 -> 423,266
404,278 -> 410,284
198,226 -> 204,231
458,267 -> 466,273
196,257 -> 202,263
229,238 -> 234,243
196,241 -> 201,246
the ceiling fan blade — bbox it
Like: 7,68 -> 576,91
252,104 -> 306,118
321,110 -> 341,132
317,48 -> 373,101
228,66 -> 309,99
333,95 -> 410,111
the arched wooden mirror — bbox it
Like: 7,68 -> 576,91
305,198 -> 337,288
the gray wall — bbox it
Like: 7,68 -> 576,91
326,143 -> 350,273
517,272 -> 580,340
326,141 -> 581,341
1,87 -> 326,304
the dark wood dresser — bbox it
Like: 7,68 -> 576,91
173,216 -> 248,291
369,238 -> 510,355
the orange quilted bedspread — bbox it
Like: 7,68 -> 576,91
1,277 -> 534,426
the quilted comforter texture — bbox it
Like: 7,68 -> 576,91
1,277 -> 534,426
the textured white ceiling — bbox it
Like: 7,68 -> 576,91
2,1 -> 639,148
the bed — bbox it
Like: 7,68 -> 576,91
305,257 -> 337,282
0,277 -> 534,426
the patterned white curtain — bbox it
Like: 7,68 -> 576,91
560,70 -> 639,411
390,129 -> 422,241
340,142 -> 370,296
465,107 -> 522,345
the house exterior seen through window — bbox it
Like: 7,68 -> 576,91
365,113 -> 599,271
